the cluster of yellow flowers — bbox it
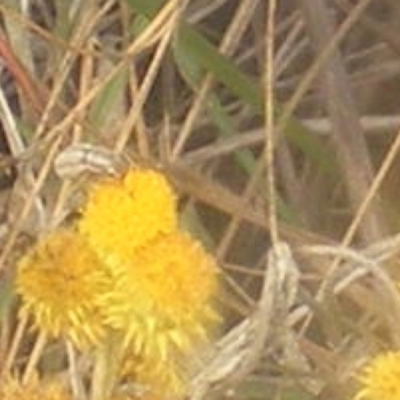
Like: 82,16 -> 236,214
15,168 -> 219,399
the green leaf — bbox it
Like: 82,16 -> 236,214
124,0 -> 163,17
0,272 -> 14,321
88,66 -> 129,133
175,28 -> 335,174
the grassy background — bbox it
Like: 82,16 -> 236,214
1,1 -> 400,399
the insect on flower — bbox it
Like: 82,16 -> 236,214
52,144 -> 132,226
54,143 -> 127,180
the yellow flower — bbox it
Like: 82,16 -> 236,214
102,230 -> 219,361
79,168 -> 177,265
354,351 -> 400,400
0,375 -> 70,400
16,229 -> 110,348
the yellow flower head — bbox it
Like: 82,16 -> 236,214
16,229 -> 110,348
102,230 -> 219,361
79,168 -> 177,265
354,351 -> 400,400
0,375 -> 71,400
